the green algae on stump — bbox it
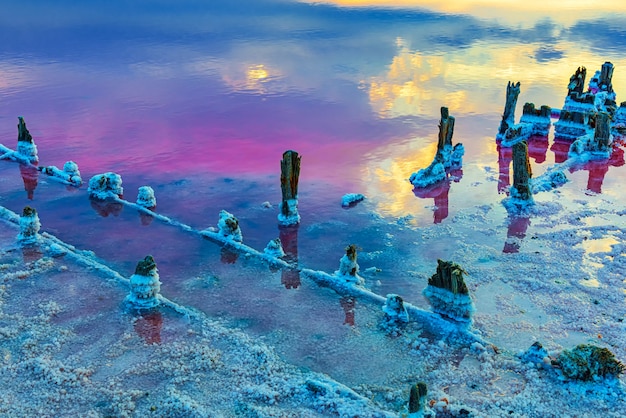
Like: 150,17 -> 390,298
557,344 -> 624,381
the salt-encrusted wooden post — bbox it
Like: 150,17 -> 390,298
422,259 -> 474,322
437,107 -> 455,153
512,141 -> 532,200
16,116 -> 38,163
125,255 -> 161,309
278,150 -> 301,226
498,81 -> 521,136
17,206 -> 41,246
336,244 -> 364,285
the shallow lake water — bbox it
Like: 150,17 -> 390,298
1,1 -> 626,417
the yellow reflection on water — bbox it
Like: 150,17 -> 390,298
216,63 -> 281,93
247,64 -> 270,81
579,236 -> 619,254
363,138 -> 439,220
579,277 -> 601,288
303,1 -> 626,25
366,39 -> 626,120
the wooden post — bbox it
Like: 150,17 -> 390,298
567,66 -> 586,96
498,81 -> 521,135
278,150 -> 301,225
594,111 -> 611,151
429,259 -> 469,295
17,116 -> 33,143
437,106 -> 455,151
512,141 -> 532,200
599,62 -> 614,93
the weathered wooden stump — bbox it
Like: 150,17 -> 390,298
498,81 -> 521,135
512,141 -> 532,200
278,150 -> 301,226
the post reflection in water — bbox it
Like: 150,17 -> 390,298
503,215 -> 531,254
497,142 -> 512,194
412,168 -> 462,224
279,225 -> 300,289
220,246 -> 239,264
570,146 -> 625,194
90,198 -> 123,218
19,164 -> 38,200
527,136 -> 549,164
340,296 -> 356,326
133,311 -> 163,345
21,246 -> 43,265
550,138 -> 571,164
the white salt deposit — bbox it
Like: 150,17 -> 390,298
422,285 -> 475,323
126,271 -> 161,309
341,193 -> 365,207
136,186 -> 156,208
263,238 -> 286,258
336,251 -> 364,285
409,162 -> 446,188
16,140 -> 38,164
88,172 -> 124,199
38,161 -> 82,186
216,209 -> 243,242
16,208 -> 41,246
382,294 -> 409,323
278,198 -> 300,226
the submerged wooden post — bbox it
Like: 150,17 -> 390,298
498,81 -> 521,135
512,141 -> 532,200
278,150 -> 301,226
